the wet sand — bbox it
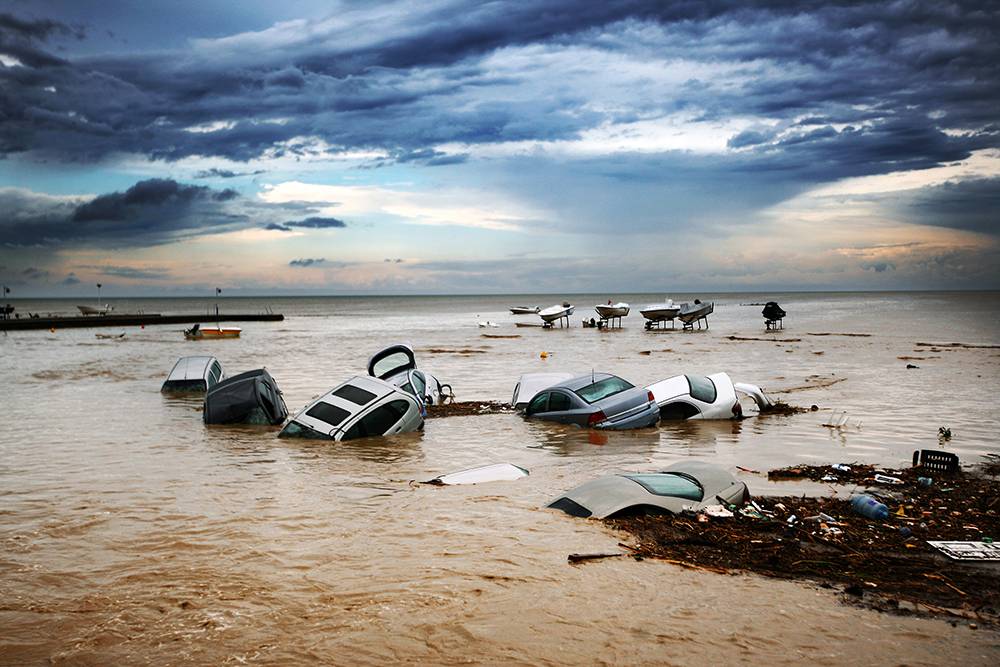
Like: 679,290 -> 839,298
2,292 -> 1000,665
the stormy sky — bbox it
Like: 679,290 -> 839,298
1,0 -> 998,295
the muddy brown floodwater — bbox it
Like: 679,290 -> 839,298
2,292 -> 1000,665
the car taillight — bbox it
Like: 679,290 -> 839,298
732,401 -> 743,418
587,410 -> 607,427
647,390 -> 655,403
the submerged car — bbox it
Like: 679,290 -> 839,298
161,356 -> 224,393
368,344 -> 452,406
511,372 -> 576,410
279,375 -> 423,441
203,368 -> 288,425
646,372 -> 772,420
523,373 -> 659,430
548,461 -> 749,519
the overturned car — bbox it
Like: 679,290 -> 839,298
548,461 -> 749,519
279,375 -> 423,441
368,344 -> 453,406
646,372 -> 772,420
203,368 -> 288,425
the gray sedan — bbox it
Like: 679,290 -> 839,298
523,373 -> 659,430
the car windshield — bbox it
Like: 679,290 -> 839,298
279,420 -> 332,440
625,473 -> 703,501
574,376 -> 633,404
686,375 -> 717,403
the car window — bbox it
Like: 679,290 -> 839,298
548,391 -> 571,411
685,375 -> 717,403
527,392 -> 549,415
333,384 -> 377,406
625,474 -> 703,501
372,350 -> 412,378
305,401 -> 351,426
659,401 -> 700,420
342,400 -> 410,440
574,376 -> 633,404
208,362 -> 222,387
411,371 -> 427,399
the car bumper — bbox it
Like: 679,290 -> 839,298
596,402 -> 660,430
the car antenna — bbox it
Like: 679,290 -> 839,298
592,368 -> 595,383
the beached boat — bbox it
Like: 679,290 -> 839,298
538,303 -> 574,323
509,306 -> 540,315
595,302 -> 630,319
184,323 -> 242,340
678,300 -> 714,325
77,304 -> 113,316
639,299 -> 680,322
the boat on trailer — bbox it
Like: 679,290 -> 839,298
678,300 -> 714,329
538,303 -> 575,327
640,299 -> 680,329
595,302 -> 630,319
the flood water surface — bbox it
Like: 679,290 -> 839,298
2,292 -> 999,664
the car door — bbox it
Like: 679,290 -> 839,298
545,390 -> 576,424
340,399 -> 412,441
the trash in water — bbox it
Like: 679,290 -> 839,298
926,541 -> 1000,561
873,473 -> 904,485
700,504 -> 734,519
912,449 -> 960,474
850,494 -> 889,521
831,463 -> 852,472
427,463 -> 529,486
939,426 -> 952,440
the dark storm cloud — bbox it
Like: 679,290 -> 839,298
87,265 -> 171,280
0,178 -> 248,247
897,177 -> 1000,235
288,258 -> 325,267
21,266 -> 49,280
266,216 -> 346,232
0,0 -> 995,180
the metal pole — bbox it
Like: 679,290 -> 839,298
96,283 -> 102,306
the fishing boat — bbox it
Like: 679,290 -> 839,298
77,304 -> 113,316
678,300 -> 714,327
509,306 -> 540,315
639,299 -> 680,322
184,323 -> 242,340
595,302 -> 630,319
538,303 -> 574,324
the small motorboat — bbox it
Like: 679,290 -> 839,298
538,303 -> 574,324
678,299 -> 714,327
595,302 -> 630,319
510,306 -> 540,315
184,323 -> 242,340
639,299 -> 680,322
762,301 -> 786,329
77,304 -> 113,316
95,331 -> 126,340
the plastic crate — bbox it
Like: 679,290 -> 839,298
912,449 -> 960,474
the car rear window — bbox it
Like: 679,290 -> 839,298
625,474 -> 703,501
574,376 -> 633,404
306,401 -> 351,426
685,375 -> 717,403
333,384 -> 377,406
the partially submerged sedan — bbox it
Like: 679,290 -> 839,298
548,461 -> 749,519
161,356 -> 224,393
368,344 -> 452,406
279,375 -> 423,441
646,372 -> 772,420
524,373 -> 659,430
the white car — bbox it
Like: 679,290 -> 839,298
646,372 -> 772,420
279,375 -> 423,441
368,344 -> 452,406
511,372 -> 576,410
161,356 -> 224,392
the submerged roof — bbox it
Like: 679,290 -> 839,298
166,356 -> 217,381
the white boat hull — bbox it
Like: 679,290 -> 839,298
509,306 -> 540,315
539,305 -> 574,322
678,302 -> 714,323
77,304 -> 112,315
595,303 -> 630,318
640,306 -> 679,321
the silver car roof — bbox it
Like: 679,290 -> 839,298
166,356 -> 218,381
291,375 -> 411,434
550,461 -> 744,519
551,372 -> 619,391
